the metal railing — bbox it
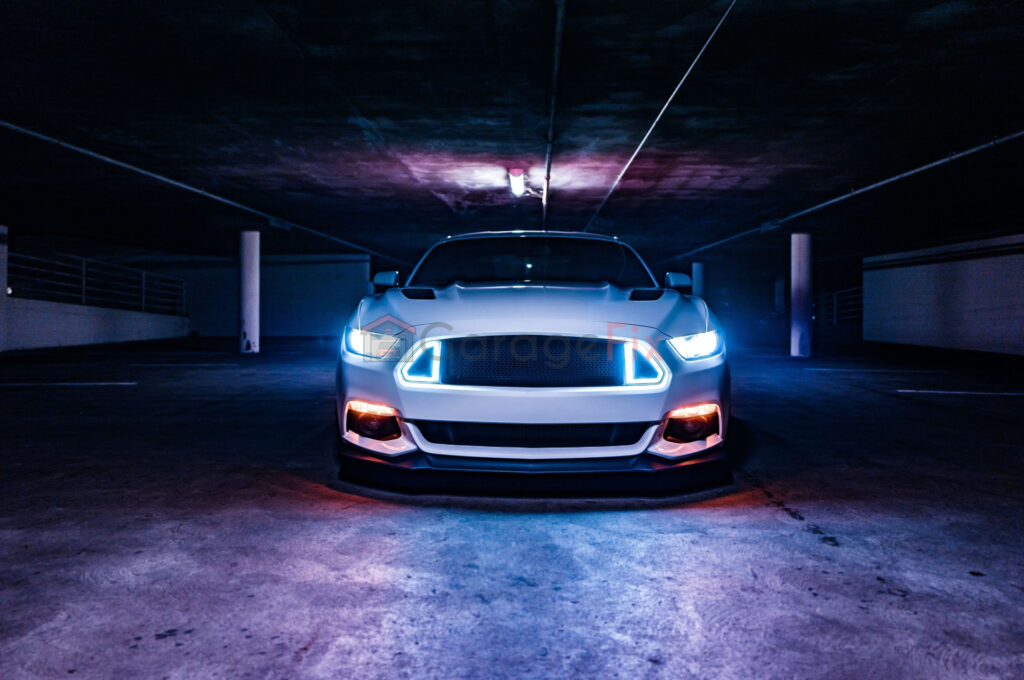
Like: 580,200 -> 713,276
814,286 -> 862,326
7,250 -> 186,316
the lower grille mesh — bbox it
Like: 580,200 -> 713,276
412,421 -> 653,448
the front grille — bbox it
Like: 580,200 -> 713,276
441,335 -> 622,387
412,420 -> 653,448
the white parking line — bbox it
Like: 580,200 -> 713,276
897,389 -> 1024,396
129,363 -> 237,367
806,368 -> 949,373
0,382 -> 138,387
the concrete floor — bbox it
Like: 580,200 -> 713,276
1,339 -> 1022,679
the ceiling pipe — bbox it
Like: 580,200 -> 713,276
582,0 -> 738,233
541,0 -> 567,230
656,127 -> 1024,265
0,118 -> 409,265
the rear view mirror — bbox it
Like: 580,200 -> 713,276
372,270 -> 400,292
664,272 -> 692,290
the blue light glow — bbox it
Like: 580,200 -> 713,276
623,341 -> 666,385
345,326 -> 402,359
399,340 -> 441,384
667,331 -> 721,361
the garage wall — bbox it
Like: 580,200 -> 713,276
0,225 -> 191,352
155,254 -> 370,338
863,234 -> 1024,356
3,297 -> 189,351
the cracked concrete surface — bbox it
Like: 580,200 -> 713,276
1,340 -> 1023,679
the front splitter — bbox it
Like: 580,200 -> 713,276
337,443 -> 732,497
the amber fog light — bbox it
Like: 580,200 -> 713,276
346,400 -> 401,441
664,404 -> 719,444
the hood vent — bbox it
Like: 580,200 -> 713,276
402,288 -> 436,300
629,288 -> 664,301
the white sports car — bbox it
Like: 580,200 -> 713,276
336,231 -> 730,486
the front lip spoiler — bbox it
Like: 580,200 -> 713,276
341,440 -> 726,473
337,445 -> 731,497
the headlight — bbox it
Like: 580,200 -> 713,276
345,327 -> 403,360
667,330 -> 722,361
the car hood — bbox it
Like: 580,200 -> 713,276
351,282 -> 712,340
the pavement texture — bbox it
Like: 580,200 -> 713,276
1,339 -> 1022,679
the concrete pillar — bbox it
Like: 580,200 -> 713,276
239,230 -> 260,354
790,233 -> 812,357
0,225 -> 8,352
691,262 -> 705,298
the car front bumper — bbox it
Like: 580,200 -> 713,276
336,342 -> 730,467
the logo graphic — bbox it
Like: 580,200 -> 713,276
358,314 -> 415,361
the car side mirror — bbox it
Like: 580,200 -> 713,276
372,270 -> 400,292
664,271 -> 692,290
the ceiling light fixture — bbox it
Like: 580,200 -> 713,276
508,168 -> 526,197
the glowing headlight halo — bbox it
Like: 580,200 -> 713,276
623,340 -> 666,385
345,326 -> 402,359
667,330 -> 722,361
398,339 -> 442,384
393,335 -> 669,389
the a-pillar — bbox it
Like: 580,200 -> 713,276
240,230 -> 260,354
691,262 -> 705,298
790,233 -> 812,357
0,225 -> 8,352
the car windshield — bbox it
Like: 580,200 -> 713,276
408,236 -> 656,287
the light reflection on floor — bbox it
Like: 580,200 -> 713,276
1,340 -> 1022,678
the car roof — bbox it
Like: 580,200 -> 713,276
444,230 -> 621,243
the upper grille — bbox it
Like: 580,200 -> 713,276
440,335 -> 622,387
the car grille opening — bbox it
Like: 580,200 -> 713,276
440,335 -> 622,387
412,420 -> 653,448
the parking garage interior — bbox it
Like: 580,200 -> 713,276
1,1 -> 1023,678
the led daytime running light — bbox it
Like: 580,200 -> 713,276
623,341 -> 665,385
399,340 -> 441,384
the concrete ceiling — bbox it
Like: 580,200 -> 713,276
1,0 -> 1022,272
